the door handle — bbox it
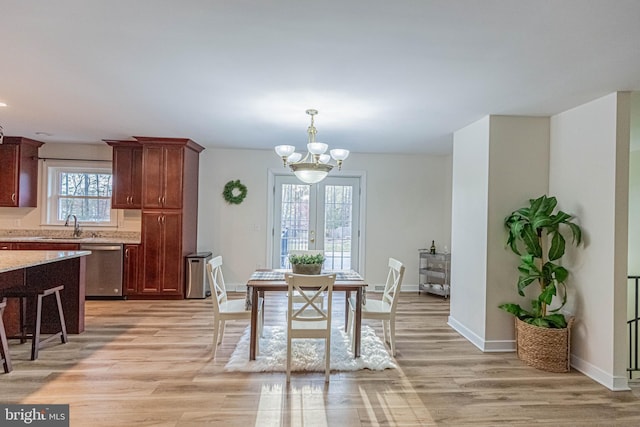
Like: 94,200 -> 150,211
11,193 -> 16,202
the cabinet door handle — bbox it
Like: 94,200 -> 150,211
161,196 -> 166,205
157,215 -> 161,224
125,248 -> 129,258
158,196 -> 162,205
162,215 -> 166,224
11,193 -> 16,202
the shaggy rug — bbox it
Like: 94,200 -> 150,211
224,325 -> 396,372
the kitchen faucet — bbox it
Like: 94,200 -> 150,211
64,214 -> 82,237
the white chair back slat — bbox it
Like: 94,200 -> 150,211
207,256 -> 228,316
285,273 -> 336,382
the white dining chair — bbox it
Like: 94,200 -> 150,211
207,255 -> 263,360
348,257 -> 405,355
285,273 -> 335,382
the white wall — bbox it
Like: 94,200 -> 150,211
196,148 -> 453,289
486,116 -> 550,344
628,92 -> 640,274
629,150 -> 640,274
449,116 -> 490,344
550,92 -> 631,391
449,116 -> 550,351
628,93 -> 640,363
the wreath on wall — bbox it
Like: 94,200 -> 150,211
222,180 -> 248,205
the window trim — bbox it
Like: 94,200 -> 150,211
40,159 -> 120,228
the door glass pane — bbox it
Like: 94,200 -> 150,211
279,183 -> 311,268
323,185 -> 353,270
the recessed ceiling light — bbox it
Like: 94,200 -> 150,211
35,132 -> 52,136
0,102 -> 7,107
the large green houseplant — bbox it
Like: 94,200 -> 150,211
500,195 -> 582,326
499,195 -> 583,372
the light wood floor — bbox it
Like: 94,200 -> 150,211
1,293 -> 639,426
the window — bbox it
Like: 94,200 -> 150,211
43,160 -> 116,226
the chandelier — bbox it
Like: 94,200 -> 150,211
274,109 -> 349,184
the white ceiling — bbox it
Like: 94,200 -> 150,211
1,1 -> 639,155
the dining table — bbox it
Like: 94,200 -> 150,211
246,269 -> 367,361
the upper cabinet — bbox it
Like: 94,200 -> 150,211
105,140 -> 143,209
0,137 -> 44,207
141,144 -> 184,209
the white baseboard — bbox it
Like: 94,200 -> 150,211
448,315 -> 631,392
570,354 -> 630,391
447,315 -> 514,352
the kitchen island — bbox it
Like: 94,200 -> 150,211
0,250 -> 90,335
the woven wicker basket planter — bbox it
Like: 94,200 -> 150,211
515,317 -> 574,373
291,264 -> 322,275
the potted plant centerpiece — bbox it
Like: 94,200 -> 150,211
289,253 -> 325,275
499,194 -> 582,372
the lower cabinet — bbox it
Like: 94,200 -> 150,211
123,244 -> 140,296
13,242 -> 80,250
139,211 -> 183,297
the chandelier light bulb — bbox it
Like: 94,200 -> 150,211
307,142 -> 328,155
287,152 -> 302,163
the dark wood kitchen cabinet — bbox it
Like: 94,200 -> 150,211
105,137 -> 204,299
140,211 -> 183,295
123,244 -> 141,295
0,137 -> 44,207
13,242 -> 80,250
105,142 -> 143,209
141,144 -> 184,209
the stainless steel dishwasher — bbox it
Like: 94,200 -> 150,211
80,243 -> 124,298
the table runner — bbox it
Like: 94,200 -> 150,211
246,270 -> 366,310
249,270 -> 363,281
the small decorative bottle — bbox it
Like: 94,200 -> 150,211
430,240 -> 436,254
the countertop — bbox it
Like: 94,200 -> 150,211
0,236 -> 140,244
0,250 -> 92,273
0,231 -> 141,245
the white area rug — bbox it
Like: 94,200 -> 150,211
225,325 -> 396,372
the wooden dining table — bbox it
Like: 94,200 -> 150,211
246,270 -> 367,360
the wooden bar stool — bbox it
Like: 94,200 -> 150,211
0,297 -> 11,373
0,285 -> 68,360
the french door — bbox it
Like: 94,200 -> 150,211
272,175 -> 361,272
